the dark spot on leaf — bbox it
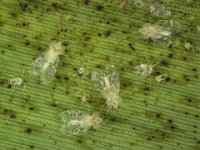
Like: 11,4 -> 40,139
128,43 -> 135,51
64,76 -> 69,80
4,109 -> 8,113
10,12 -> 18,18
154,70 -> 160,75
25,127 -> 32,134
52,2 -> 61,10
122,81 -> 131,87
8,85 -> 12,89
29,107 -> 34,111
193,125 -> 197,128
160,60 -> 169,66
165,76 -> 171,82
144,86 -> 150,91
192,68 -> 197,72
197,140 -> 200,144
110,117 -> 116,122
56,75 -> 60,80
22,22 -> 29,27
19,2 -> 28,11
73,67 -> 78,71
96,5 -> 104,11
25,41 -> 30,46
84,36 -> 91,41
30,145 -> 34,149
168,53 -> 173,58
129,61 -> 133,65
156,113 -> 160,118
105,31 -> 111,37
182,57 -> 187,61
105,56 -> 110,61
170,126 -> 175,129
183,74 -> 190,81
84,0 -> 89,5
51,101 -> 58,107
77,139 -> 83,143
46,8 -> 51,11
95,64 -> 103,69
161,133 -> 165,137
186,98 -> 192,102
10,114 -> 17,119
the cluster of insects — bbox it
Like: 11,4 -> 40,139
7,0 -> 195,137
59,65 -> 121,135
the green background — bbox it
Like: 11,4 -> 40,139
0,0 -> 200,149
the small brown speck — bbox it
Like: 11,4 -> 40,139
25,128 -> 32,134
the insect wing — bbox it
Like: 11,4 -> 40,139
30,56 -> 45,76
59,110 -> 81,136
156,20 -> 181,34
91,71 -> 105,92
104,65 -> 120,93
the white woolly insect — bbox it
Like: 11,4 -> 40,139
149,4 -> 171,17
91,65 -> 121,109
78,67 -> 85,75
118,0 -> 127,9
8,68 -> 25,91
81,95 -> 87,103
135,64 -> 153,78
59,110 -> 103,136
72,65 -> 89,79
8,77 -> 23,91
30,41 -> 65,84
139,23 -> 171,42
139,20 -> 181,45
184,42 -> 194,52
131,0 -> 172,17
77,67 -> 89,78
156,74 -> 168,82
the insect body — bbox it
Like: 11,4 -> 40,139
8,67 -> 25,91
156,74 -> 168,82
91,65 -> 121,109
135,64 -> 153,78
8,77 -> 23,91
60,110 -> 103,136
139,20 -> 181,45
139,23 -> 171,42
30,41 -> 65,84
184,42 -> 194,52
118,0 -> 127,9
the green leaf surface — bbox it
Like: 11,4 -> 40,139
0,0 -> 200,150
